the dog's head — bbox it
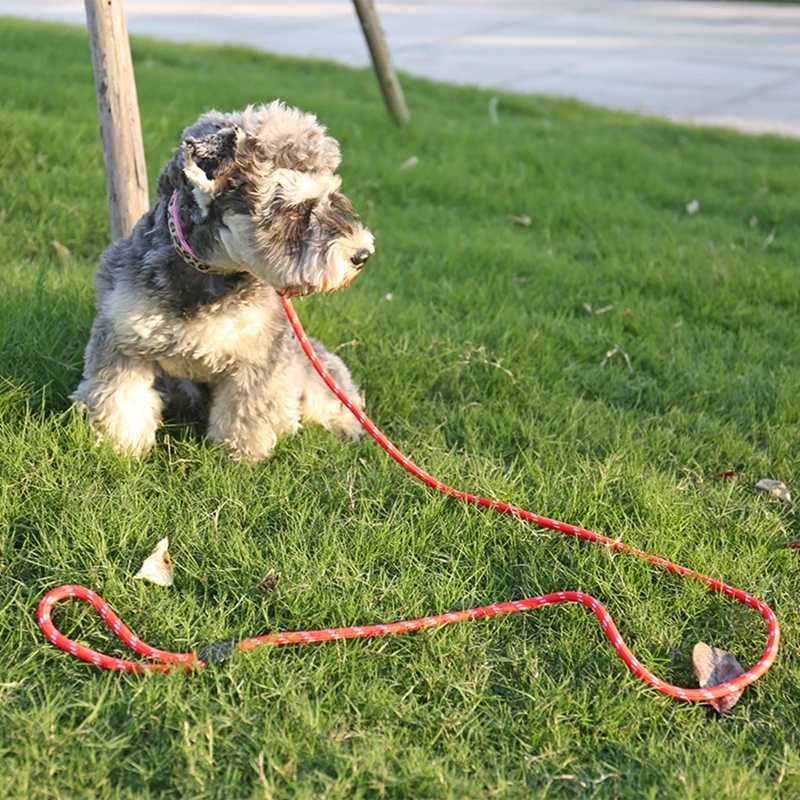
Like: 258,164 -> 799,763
160,102 -> 374,296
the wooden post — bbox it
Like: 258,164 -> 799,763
352,0 -> 410,126
84,0 -> 149,241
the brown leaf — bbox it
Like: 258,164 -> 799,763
783,539 -> 800,549
256,569 -> 281,596
755,479 -> 792,503
712,469 -> 745,482
692,641 -> 745,713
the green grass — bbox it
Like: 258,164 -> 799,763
1,16 -> 800,799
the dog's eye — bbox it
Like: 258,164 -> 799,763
287,201 -> 315,222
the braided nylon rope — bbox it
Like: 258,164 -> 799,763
36,298 -> 780,701
36,206 -> 781,701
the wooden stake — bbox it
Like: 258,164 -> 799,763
84,0 -> 149,241
352,0 -> 410,126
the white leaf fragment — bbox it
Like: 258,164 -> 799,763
600,344 -> 632,371
488,96 -> 499,125
134,536 -> 174,587
50,239 -> 72,265
507,214 -> 532,227
755,479 -> 791,503
583,303 -> 613,316
692,641 -> 745,714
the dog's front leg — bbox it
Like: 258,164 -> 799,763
208,363 -> 302,463
72,337 -> 163,457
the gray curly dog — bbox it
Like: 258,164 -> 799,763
73,102 -> 374,462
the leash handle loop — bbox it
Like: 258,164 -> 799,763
37,585 -> 201,673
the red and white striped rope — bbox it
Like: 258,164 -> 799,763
35,296 -> 780,703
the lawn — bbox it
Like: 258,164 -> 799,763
1,16 -> 800,800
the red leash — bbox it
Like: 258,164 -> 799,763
37,296 -> 780,703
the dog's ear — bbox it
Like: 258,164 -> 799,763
182,125 -> 243,199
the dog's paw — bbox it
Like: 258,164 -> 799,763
211,424 -> 279,464
328,410 -> 365,443
344,422 -> 365,443
349,425 -> 365,443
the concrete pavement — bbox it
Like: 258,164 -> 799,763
3,0 -> 800,138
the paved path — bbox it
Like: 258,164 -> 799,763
4,0 -> 800,138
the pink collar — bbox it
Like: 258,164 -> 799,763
168,191 -> 216,273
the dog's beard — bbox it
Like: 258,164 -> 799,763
275,247 -> 364,297
214,210 -> 373,296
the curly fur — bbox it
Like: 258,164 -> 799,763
73,102 -> 373,462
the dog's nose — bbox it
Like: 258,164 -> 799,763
350,249 -> 371,270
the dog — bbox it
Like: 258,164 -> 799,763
73,101 -> 374,462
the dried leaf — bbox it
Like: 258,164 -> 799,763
508,214 -> 532,227
50,239 -> 71,265
399,155 -> 419,171
256,569 -> 281,596
692,641 -> 745,713
783,539 -> 800,549
755,479 -> 791,503
761,228 -> 777,250
583,303 -> 613,316
712,469 -> 745,482
134,537 -> 174,587
686,199 -> 700,215
600,344 -> 632,371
